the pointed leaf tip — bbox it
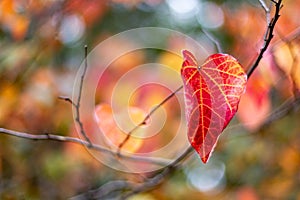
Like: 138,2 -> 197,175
181,50 -> 247,163
200,153 -> 210,163
182,50 -> 198,67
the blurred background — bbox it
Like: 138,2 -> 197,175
1,0 -> 300,199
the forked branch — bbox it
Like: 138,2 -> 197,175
59,45 -> 91,144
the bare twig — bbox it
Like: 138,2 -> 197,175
286,44 -> 299,97
0,128 -> 171,166
90,181 -> 134,200
247,0 -> 282,77
258,0 -> 270,14
70,180 -> 135,200
117,85 -> 184,153
276,31 -> 300,97
261,95 -> 300,128
58,96 -> 76,106
258,0 -> 271,24
120,146 -> 194,199
275,27 -> 300,45
202,29 -> 223,53
74,45 -> 92,144
58,45 -> 92,144
74,146 -> 194,200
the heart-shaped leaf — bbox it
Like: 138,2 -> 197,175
181,50 -> 247,163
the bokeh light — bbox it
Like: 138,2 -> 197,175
197,2 -> 224,29
58,14 -> 85,45
167,0 -> 199,19
186,158 -> 226,194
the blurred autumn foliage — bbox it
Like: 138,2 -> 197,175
0,0 -> 300,199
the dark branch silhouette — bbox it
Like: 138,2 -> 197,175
247,0 -> 282,78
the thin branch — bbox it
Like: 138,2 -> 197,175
75,146 -> 194,200
258,0 -> 271,24
202,29 -> 223,53
274,27 -> 300,45
286,44 -> 299,97
120,146 -> 194,199
70,180 -> 135,200
59,45 -> 92,144
74,45 -> 92,144
120,168 -> 172,200
276,31 -> 300,97
0,128 -> 171,166
261,95 -> 300,128
117,85 -> 184,153
247,0 -> 282,77
58,96 -> 76,106
258,0 -> 270,14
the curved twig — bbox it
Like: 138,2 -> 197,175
117,85 -> 183,153
75,45 -> 92,144
0,128 -> 171,166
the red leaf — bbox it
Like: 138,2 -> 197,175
181,50 -> 247,163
